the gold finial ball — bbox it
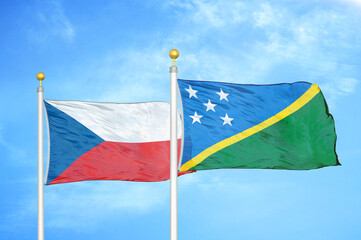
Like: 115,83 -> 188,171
169,49 -> 179,60
36,72 -> 45,81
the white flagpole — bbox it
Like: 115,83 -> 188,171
37,72 -> 45,240
169,49 -> 179,240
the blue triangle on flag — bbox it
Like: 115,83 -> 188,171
44,101 -> 104,184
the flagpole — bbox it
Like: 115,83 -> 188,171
169,49 -> 179,240
37,72 -> 45,240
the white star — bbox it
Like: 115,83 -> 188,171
216,88 -> 229,101
185,85 -> 198,99
203,99 -> 217,112
220,113 -> 234,126
190,111 -> 203,124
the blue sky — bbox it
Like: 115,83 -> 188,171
1,0 -> 361,239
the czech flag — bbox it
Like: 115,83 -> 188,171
44,100 -> 183,185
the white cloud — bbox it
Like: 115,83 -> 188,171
253,3 -> 283,28
247,3 -> 360,111
338,78 -> 359,93
165,0 -> 246,28
320,77 -> 359,108
3,179 -> 171,231
333,0 -> 361,7
0,127 -> 26,161
29,0 -> 75,43
44,181 -> 169,229
4,172 -> 281,231
42,0 -> 360,119
82,1 -> 360,109
179,170 -> 295,223
85,47 -> 172,103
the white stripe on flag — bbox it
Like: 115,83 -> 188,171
45,100 -> 182,142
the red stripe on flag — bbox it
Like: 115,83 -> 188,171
48,139 -> 192,184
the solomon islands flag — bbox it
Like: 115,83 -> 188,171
178,79 -> 339,172
44,100 -> 184,185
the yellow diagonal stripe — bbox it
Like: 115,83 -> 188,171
179,84 -> 321,172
